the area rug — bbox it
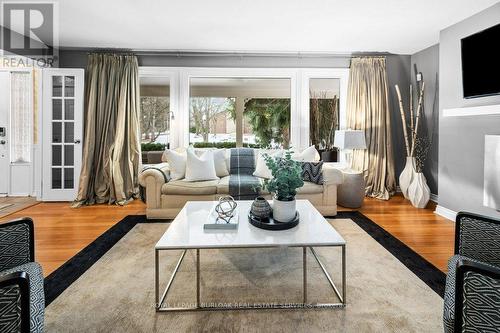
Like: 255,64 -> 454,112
44,213 -> 445,332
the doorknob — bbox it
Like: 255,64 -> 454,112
0,140 -> 5,145
74,140 -> 81,144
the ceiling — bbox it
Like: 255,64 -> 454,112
57,0 -> 498,54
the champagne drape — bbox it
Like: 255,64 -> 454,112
347,57 -> 396,200
73,54 -> 141,206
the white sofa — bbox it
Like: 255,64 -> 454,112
139,149 -> 344,219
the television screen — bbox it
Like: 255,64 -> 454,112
461,23 -> 500,99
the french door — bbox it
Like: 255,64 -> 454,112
0,72 -> 9,195
42,69 -> 84,201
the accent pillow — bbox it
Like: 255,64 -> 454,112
162,149 -> 188,180
213,149 -> 229,177
253,150 -> 282,179
292,145 -> 320,162
301,161 -> 324,184
185,149 -> 218,181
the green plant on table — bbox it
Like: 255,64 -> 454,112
262,150 -> 304,201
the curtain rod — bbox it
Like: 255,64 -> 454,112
82,50 -> 355,58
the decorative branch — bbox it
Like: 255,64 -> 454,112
395,85 -> 411,157
409,84 -> 414,135
410,82 -> 425,157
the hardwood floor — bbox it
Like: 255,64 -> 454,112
0,195 -> 455,276
0,201 -> 145,276
352,195 -> 455,273
0,196 -> 39,218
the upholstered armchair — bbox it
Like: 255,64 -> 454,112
443,212 -> 500,332
0,218 -> 44,332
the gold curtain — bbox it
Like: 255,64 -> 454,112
347,57 -> 396,200
73,54 -> 141,206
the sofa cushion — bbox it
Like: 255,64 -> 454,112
253,150 -> 282,179
217,176 -> 230,194
162,179 -> 219,195
162,149 -> 188,180
292,145 -> 320,162
257,178 -> 322,195
185,149 -> 218,182
297,181 -> 324,194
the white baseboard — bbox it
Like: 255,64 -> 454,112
434,205 -> 457,221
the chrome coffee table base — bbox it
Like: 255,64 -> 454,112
155,245 -> 346,312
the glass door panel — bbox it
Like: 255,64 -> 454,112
43,69 -> 83,201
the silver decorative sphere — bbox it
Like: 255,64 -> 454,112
215,196 -> 237,223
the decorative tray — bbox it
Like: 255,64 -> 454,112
248,212 -> 299,231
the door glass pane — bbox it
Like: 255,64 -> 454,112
64,122 -> 74,143
309,78 -> 340,152
10,72 -> 32,163
64,168 -> 74,189
64,76 -> 75,97
64,99 -> 74,120
52,122 -> 62,143
53,76 -> 62,97
52,168 -> 62,189
189,78 -> 291,148
53,99 -> 62,120
64,145 -> 74,166
52,145 -> 61,166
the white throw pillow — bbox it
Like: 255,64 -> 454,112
162,149 -> 187,180
213,149 -> 229,177
185,149 -> 218,181
253,150 -> 282,179
292,145 -> 320,162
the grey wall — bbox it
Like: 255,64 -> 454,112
439,2 -> 500,218
385,55 -> 412,186
410,44 -> 439,195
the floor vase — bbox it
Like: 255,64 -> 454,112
408,172 -> 430,208
399,156 -> 416,199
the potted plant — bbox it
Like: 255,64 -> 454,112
262,150 -> 304,222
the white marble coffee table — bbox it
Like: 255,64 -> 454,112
155,199 -> 346,311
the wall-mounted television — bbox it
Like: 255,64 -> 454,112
461,23 -> 500,99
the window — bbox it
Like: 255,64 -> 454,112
309,78 -> 340,151
10,72 -> 32,163
189,78 -> 290,148
139,77 -> 170,148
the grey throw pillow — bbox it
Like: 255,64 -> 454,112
301,161 -> 324,185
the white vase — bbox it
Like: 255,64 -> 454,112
408,172 -> 430,208
272,198 -> 296,222
399,156 -> 416,199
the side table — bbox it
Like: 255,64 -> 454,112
337,169 -> 365,208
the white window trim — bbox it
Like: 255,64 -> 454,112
138,67 -> 180,148
138,67 -> 350,151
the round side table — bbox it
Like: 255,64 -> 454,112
337,169 -> 365,208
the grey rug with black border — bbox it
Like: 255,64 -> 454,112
44,212 -> 445,332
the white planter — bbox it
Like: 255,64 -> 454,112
272,198 -> 296,222
408,172 -> 430,208
399,156 -> 416,199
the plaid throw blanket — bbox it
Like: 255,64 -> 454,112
229,148 -> 260,200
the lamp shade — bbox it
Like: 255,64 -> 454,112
334,130 -> 367,150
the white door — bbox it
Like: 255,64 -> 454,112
0,72 -> 10,195
42,69 -> 84,201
